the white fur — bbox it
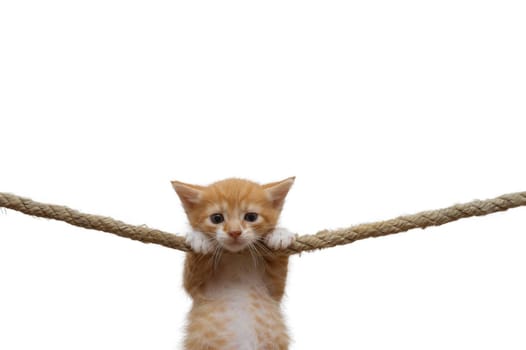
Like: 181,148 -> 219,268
203,254 -> 274,349
185,230 -> 215,253
265,227 -> 296,249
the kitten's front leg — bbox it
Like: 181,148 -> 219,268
265,227 -> 296,250
263,227 -> 295,301
185,230 -> 215,254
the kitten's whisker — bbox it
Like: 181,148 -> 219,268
212,250 -> 219,271
255,237 -> 272,256
212,245 -> 223,271
249,242 -> 264,268
253,240 -> 273,264
247,243 -> 259,269
251,244 -> 267,267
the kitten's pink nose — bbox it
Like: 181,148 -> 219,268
228,230 -> 242,239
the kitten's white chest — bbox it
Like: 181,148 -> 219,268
202,254 -> 282,348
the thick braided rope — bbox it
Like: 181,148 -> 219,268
0,192 -> 190,252
1,191 -> 525,255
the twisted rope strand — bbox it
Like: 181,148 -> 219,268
1,191 -> 525,255
0,193 -> 190,252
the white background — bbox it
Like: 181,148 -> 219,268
1,0 -> 525,349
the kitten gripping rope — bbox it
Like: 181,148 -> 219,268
2,182 -> 526,349
1,189 -> 525,255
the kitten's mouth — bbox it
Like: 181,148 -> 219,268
221,239 -> 248,252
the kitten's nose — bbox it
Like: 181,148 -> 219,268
228,230 -> 242,239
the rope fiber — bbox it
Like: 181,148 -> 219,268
1,191 -> 525,255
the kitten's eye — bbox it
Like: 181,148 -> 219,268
244,212 -> 258,222
210,213 -> 224,224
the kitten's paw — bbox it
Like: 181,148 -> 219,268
265,227 -> 296,250
185,230 -> 215,254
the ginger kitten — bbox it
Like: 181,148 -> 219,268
172,177 -> 296,350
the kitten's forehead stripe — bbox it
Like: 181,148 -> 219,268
247,204 -> 262,213
207,203 -> 223,215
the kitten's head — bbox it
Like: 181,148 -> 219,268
172,177 -> 294,253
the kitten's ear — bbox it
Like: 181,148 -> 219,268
171,180 -> 204,210
263,177 -> 295,210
